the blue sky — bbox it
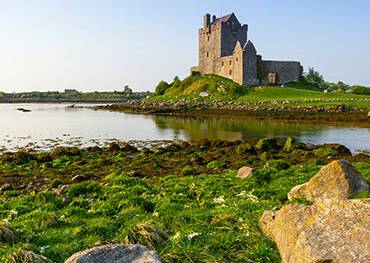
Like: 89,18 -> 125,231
0,0 -> 369,92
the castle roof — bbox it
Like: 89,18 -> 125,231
211,13 -> 235,25
243,40 -> 256,52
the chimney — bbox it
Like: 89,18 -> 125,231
204,14 -> 211,28
212,15 -> 216,22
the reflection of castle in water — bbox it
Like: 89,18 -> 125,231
153,115 -> 327,141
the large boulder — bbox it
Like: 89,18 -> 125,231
260,199 -> 370,263
288,160 -> 369,202
65,244 -> 162,263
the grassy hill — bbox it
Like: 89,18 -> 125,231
150,75 -> 370,109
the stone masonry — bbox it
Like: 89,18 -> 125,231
191,13 -> 302,85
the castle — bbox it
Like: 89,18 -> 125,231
191,13 -> 302,86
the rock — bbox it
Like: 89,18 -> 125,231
8,249 -> 51,263
282,136 -> 299,152
108,142 -> 121,152
255,138 -> 278,151
288,160 -> 369,202
237,166 -> 254,179
260,199 -> 370,263
0,223 -> 17,243
65,244 -> 162,263
199,92 -> 209,97
72,175 -> 89,183
0,183 -> 12,191
260,151 -> 272,161
236,143 -> 253,155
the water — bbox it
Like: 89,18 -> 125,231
0,103 -> 369,152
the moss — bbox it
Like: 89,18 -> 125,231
206,160 -> 226,169
180,165 -> 195,176
256,138 -> 278,151
283,136 -> 296,152
236,143 -> 253,155
0,139 -> 368,263
260,152 -> 272,162
267,160 -> 291,170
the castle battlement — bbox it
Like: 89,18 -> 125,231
192,13 -> 302,85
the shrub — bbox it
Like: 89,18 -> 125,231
304,67 -> 324,89
154,81 -> 170,96
352,86 -> 370,95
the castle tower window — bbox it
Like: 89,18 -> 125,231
229,61 -> 232,65
222,61 -> 224,66
236,57 -> 239,62
229,70 -> 232,75
206,52 -> 209,58
207,36 -> 210,41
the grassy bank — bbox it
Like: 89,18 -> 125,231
0,139 -> 369,262
150,75 -> 370,109
98,75 -> 370,124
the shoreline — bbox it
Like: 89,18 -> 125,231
97,102 -> 370,127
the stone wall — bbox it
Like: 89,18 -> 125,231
259,60 -> 302,84
198,24 -> 221,74
220,15 -> 247,57
243,41 -> 258,85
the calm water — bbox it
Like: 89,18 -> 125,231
0,103 -> 369,152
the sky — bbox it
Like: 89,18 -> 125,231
0,0 -> 370,92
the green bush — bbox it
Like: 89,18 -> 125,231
154,81 -> 170,96
352,86 -> 370,95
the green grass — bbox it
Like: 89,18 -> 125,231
148,75 -> 370,109
0,141 -> 369,262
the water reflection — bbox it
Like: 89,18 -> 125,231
153,115 -> 370,152
154,116 -> 326,141
0,103 -> 369,152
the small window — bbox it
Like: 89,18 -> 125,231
207,36 -> 210,41
229,70 -> 232,75
222,61 -> 224,66
236,57 -> 239,62
206,52 -> 209,58
229,61 -> 232,65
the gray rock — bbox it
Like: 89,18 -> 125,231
0,183 -> 12,191
260,199 -> 370,263
288,160 -> 369,202
65,244 -> 162,263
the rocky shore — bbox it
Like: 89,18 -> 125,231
98,98 -> 370,124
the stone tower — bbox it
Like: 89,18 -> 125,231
198,13 -> 248,75
192,13 -> 302,86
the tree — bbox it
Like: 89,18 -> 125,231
305,67 -> 324,88
123,85 -> 133,94
154,81 -> 170,95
